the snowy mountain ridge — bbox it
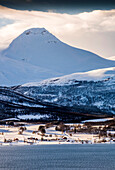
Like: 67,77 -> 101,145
22,67 -> 115,87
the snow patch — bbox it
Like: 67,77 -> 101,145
17,114 -> 50,120
82,118 -> 114,123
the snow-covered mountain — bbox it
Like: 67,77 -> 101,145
0,67 -> 114,121
15,67 -> 115,116
1,28 -> 115,86
0,28 -> 114,121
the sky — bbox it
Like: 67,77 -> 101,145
0,0 -> 115,60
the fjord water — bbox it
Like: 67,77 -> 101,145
0,144 -> 115,169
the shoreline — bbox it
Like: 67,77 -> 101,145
1,142 -> 115,146
0,119 -> 115,146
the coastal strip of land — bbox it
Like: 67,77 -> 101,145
0,117 -> 115,146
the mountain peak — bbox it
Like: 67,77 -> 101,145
24,28 -> 49,36
4,27 -> 60,52
21,28 -> 59,43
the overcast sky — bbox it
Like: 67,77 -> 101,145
0,0 -> 115,12
0,1 -> 115,60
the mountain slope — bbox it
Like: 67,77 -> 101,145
3,28 -> 115,75
0,55 -> 61,86
0,86 -> 104,121
22,67 -> 115,86
0,67 -> 114,121
16,67 -> 115,116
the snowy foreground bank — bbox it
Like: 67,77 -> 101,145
0,118 -> 115,146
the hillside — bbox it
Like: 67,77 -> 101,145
0,67 -> 114,121
0,54 -> 61,86
22,67 -> 115,86
16,67 -> 115,117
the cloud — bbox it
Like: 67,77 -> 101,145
0,5 -> 115,59
106,56 -> 115,61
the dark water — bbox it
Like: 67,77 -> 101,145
0,144 -> 115,170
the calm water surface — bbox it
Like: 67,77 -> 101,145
0,144 -> 115,170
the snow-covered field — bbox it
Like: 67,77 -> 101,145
0,124 -> 94,146
0,122 -> 115,146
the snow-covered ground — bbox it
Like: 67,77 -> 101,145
17,114 -> 50,120
82,118 -> 114,123
0,54 -> 61,86
0,123 -> 111,146
0,122 -> 115,146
